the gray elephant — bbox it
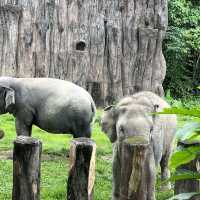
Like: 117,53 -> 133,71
101,91 -> 177,199
0,77 -> 96,138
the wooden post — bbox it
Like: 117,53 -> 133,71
117,135 -> 156,200
174,142 -> 200,197
67,138 -> 96,200
12,136 -> 42,200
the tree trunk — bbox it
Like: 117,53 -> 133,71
67,138 -> 96,200
12,136 -> 42,200
174,142 -> 200,196
0,0 -> 168,106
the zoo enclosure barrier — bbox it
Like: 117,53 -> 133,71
12,136 -> 96,200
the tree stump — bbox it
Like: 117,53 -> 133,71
12,136 -> 42,200
174,142 -> 200,197
115,135 -> 156,200
67,138 -> 96,200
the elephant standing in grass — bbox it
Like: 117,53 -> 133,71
101,91 -> 177,200
0,77 -> 96,138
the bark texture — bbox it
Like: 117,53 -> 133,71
0,0 -> 168,106
67,138 -> 96,200
174,142 -> 200,197
113,136 -> 155,200
12,136 -> 42,200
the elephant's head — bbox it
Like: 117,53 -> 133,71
101,99 -> 159,143
0,85 -> 15,114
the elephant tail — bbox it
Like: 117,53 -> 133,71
90,100 -> 96,124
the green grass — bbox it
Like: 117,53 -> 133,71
0,107 -> 190,200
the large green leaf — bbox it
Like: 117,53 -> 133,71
169,170 -> 200,182
158,108 -> 200,118
167,193 -> 200,200
175,122 -> 200,141
185,133 -> 200,144
170,146 -> 200,169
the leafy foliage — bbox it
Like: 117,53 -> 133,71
160,106 -> 200,200
163,0 -> 200,98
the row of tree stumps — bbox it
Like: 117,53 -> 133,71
11,136 -> 199,200
12,136 -> 96,200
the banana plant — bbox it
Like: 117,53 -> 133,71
158,107 -> 200,200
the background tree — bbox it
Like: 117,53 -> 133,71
0,0 -> 168,106
163,0 -> 200,98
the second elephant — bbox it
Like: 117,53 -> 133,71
101,91 -> 177,200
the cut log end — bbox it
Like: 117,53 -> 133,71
70,137 -> 96,147
124,135 -> 150,146
14,135 -> 42,146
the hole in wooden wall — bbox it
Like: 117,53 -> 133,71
76,41 -> 86,51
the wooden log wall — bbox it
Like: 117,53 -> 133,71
0,0 -> 168,106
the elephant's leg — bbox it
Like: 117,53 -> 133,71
160,152 -> 171,190
15,119 -> 32,136
112,144 -> 121,200
72,123 -> 91,138
82,125 -> 91,138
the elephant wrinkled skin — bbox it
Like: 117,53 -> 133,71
101,91 -> 177,199
0,77 -> 96,138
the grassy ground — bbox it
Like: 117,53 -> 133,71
0,106 -> 189,200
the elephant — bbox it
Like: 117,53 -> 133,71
0,77 -> 96,138
101,91 -> 177,199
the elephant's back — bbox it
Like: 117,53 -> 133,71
131,91 -> 170,110
18,78 -> 85,93
17,77 -> 95,122
17,78 -> 93,103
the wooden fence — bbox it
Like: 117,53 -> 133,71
12,136 -> 96,200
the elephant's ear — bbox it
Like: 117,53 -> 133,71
5,87 -> 15,111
